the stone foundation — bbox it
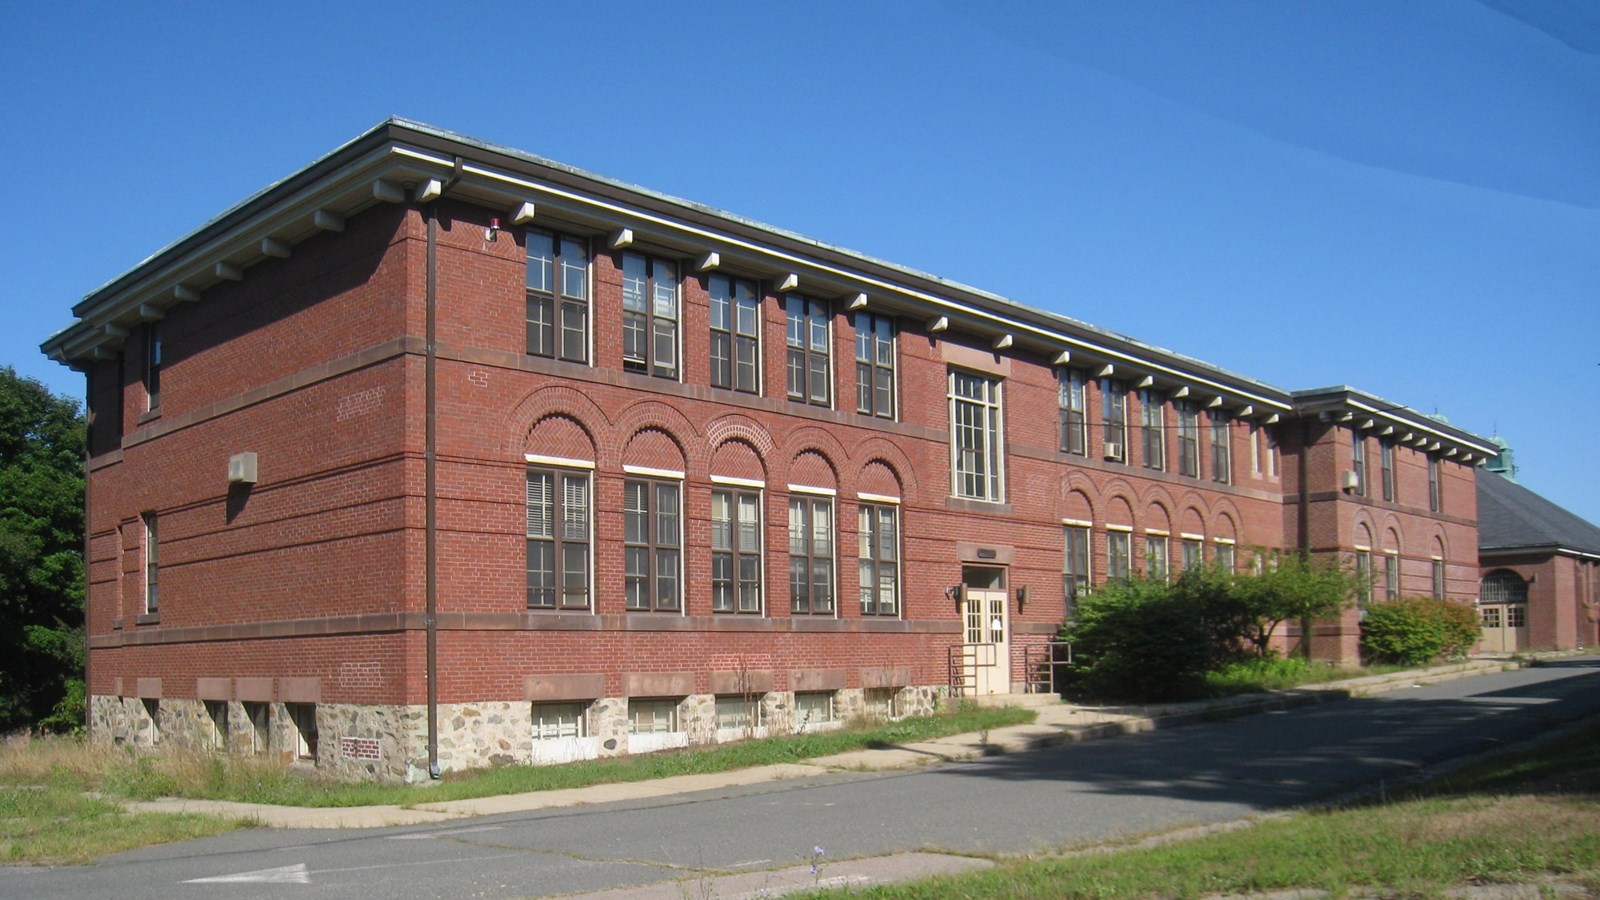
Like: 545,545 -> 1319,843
88,684 -> 949,782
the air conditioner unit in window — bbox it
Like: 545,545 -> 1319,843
1341,470 -> 1360,491
1103,442 -> 1123,462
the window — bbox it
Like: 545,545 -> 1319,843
711,489 -> 762,614
1107,530 -> 1131,581
1146,535 -> 1170,581
715,695 -> 763,730
1431,558 -> 1445,599
950,371 -> 1005,501
1181,538 -> 1204,572
205,700 -> 228,749
1101,379 -> 1127,461
1140,390 -> 1165,471
854,312 -> 896,419
142,699 -> 161,745
525,229 -> 589,362
858,502 -> 899,616
141,512 -> 158,615
1214,542 -> 1236,572
624,479 -> 681,612
1380,439 -> 1396,502
1428,456 -> 1442,512
1481,606 -> 1500,628
795,691 -> 835,727
1384,552 -> 1400,600
709,275 -> 760,394
789,496 -> 834,615
621,251 -> 680,379
628,698 -> 680,734
244,701 -> 269,754
1266,426 -> 1280,479
1480,570 -> 1528,604
1210,411 -> 1231,484
532,702 -> 587,740
863,688 -> 900,721
1507,605 -> 1526,628
144,324 -> 161,410
287,703 -> 317,761
1351,432 -> 1368,497
1176,401 -> 1200,477
1355,549 -> 1372,602
1063,525 -> 1090,609
1058,368 -> 1088,456
527,469 -> 591,610
1249,422 -> 1262,476
785,295 -> 831,406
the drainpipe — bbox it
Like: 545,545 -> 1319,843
1297,420 -> 1313,658
424,199 -> 439,779
82,373 -> 93,734
422,159 -> 464,781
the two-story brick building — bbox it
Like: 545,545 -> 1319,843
41,120 -> 1497,780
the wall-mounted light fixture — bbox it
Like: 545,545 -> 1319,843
945,584 -> 964,607
485,217 -> 501,243
1016,585 -> 1029,611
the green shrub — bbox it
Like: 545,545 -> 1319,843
1361,597 -> 1481,665
1060,578 -> 1211,702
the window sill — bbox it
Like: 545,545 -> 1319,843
136,408 -> 161,425
134,612 -> 160,626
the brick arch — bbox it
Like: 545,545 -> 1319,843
704,414 -> 776,459
1100,476 -> 1139,504
622,426 -> 689,472
1353,513 -> 1375,549
851,436 -> 919,498
1431,529 -> 1448,559
779,426 -> 850,487
611,400 -> 704,471
1382,521 -> 1404,555
1062,488 -> 1096,523
1205,497 -> 1246,545
856,460 -> 903,498
1139,484 -> 1178,518
1104,492 -> 1136,529
1179,506 -> 1206,538
789,448 -> 839,490
1144,499 -> 1172,533
525,414 -> 597,461
505,385 -> 609,457
709,438 -> 767,482
1212,511 -> 1238,543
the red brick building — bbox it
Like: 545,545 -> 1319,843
41,120 -> 1497,779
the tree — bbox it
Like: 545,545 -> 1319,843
0,366 -> 85,732
1233,550 -> 1360,658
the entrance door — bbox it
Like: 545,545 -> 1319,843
961,566 -> 1010,695
1479,603 -> 1528,653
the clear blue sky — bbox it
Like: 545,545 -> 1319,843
4,1 -> 1597,522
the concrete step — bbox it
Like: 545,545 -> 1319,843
956,691 -> 1064,709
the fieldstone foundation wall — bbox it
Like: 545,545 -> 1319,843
88,684 -> 950,782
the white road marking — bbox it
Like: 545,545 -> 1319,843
186,863 -> 310,884
388,825 -> 505,840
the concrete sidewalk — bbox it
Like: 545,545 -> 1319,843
122,657 -> 1520,829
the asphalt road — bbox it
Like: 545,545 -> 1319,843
6,659 -> 1599,899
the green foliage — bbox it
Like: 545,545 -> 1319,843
0,367 -> 86,733
1062,553 -> 1361,703
1060,577 -> 1212,702
1361,596 -> 1482,665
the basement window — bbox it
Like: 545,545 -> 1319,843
244,701 -> 269,754
286,703 -> 318,761
204,700 -> 228,750
795,691 -> 835,728
532,702 -> 587,741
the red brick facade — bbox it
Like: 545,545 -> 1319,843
47,121 -> 1499,777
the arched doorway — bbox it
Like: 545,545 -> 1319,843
1478,570 -> 1528,653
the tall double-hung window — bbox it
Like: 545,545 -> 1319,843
1058,368 -> 1087,456
1107,530 -> 1132,581
949,371 -> 1004,502
789,495 -> 834,615
624,478 -> 681,611
1351,432 -> 1368,497
1176,401 -> 1200,477
1380,439 -> 1396,502
711,488 -> 762,614
1063,524 -> 1090,608
1428,456 -> 1442,512
621,252 -> 679,379
142,512 -> 159,615
144,324 -> 162,411
858,502 -> 899,616
786,296 -> 831,406
526,468 -> 591,609
1101,379 -> 1127,461
526,229 -> 589,362
1210,410 -> 1232,484
709,275 -> 760,394
1140,389 -> 1165,471
853,313 -> 896,419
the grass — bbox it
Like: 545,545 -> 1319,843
0,783 -> 246,865
0,703 -> 1034,811
1201,656 -> 1444,697
799,721 -> 1600,898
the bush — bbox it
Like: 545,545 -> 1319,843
1361,597 -> 1481,665
1060,578 -> 1212,702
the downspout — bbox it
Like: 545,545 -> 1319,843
425,200 -> 439,779
1297,420 -> 1313,657
423,159 -> 463,781
81,371 -> 93,734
